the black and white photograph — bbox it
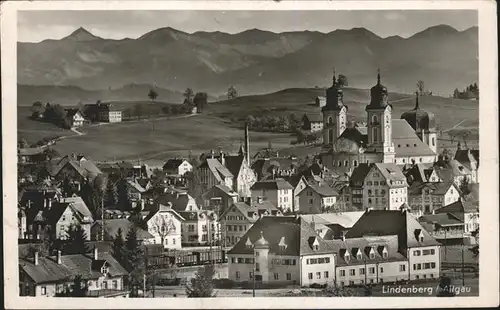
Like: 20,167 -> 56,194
2,1 -> 498,308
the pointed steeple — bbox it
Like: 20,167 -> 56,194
414,91 -> 420,109
377,68 -> 381,85
332,67 -> 337,86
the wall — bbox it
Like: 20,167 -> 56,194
221,206 -> 254,247
407,245 -> 441,280
394,155 -> 436,166
335,260 -> 408,286
235,162 -> 257,198
146,212 -> 182,249
178,161 -> 193,176
56,207 -> 91,240
363,168 -> 407,211
300,253 -> 336,287
277,189 -> 293,212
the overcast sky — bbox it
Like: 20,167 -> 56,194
18,10 -> 478,43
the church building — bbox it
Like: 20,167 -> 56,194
320,71 -> 438,174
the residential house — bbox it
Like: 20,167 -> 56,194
18,208 -> 27,239
220,201 -> 282,247
302,113 -> 324,133
19,248 -> 128,297
18,147 -> 48,164
454,146 -> 479,183
140,204 -> 184,249
65,109 -> 86,128
408,181 -> 460,216
32,196 -> 94,241
345,210 -> 441,282
125,178 -> 147,207
163,158 -> 193,176
84,102 -> 122,123
349,163 -> 408,211
403,163 -> 442,185
434,159 -> 473,187
155,189 -> 199,212
435,199 -> 479,240
199,157 -> 234,193
418,213 -> 465,245
178,210 -> 220,246
228,216 -> 336,286
91,219 -> 155,244
200,184 -> 239,214
250,179 -> 294,212
300,212 -> 365,240
48,154 -> 102,184
294,180 -> 339,214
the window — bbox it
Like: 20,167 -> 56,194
340,270 -> 346,277
349,269 -> 355,276
236,271 -> 240,279
368,190 -> 372,196
366,181 -> 372,186
349,280 -> 355,286
274,273 -> 279,280
360,268 -> 365,275
369,252 -> 375,259
369,267 -> 375,274
368,198 -> 372,204
417,264 -> 422,270
400,265 -> 406,272
324,271 -> 329,279
424,263 -> 431,269
255,263 -> 260,272
309,199 -> 313,204
231,257 -> 235,263
357,253 -> 362,260
104,281 -> 108,289
41,286 -> 47,295
316,272 -> 321,279
255,251 -> 260,257
292,259 -> 297,265
249,272 -> 254,279
340,281 -> 345,286
286,273 -> 292,281
112,280 -> 118,289
380,267 -> 384,273
173,238 -> 176,245
228,226 -> 233,231
431,262 -> 436,269
382,252 -> 388,259
432,137 -> 435,146
308,273 -> 313,280
413,250 -> 421,256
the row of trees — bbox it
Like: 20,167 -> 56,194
453,83 -> 479,100
183,88 -> 208,113
292,130 -> 322,145
31,101 -> 71,129
245,113 -> 302,133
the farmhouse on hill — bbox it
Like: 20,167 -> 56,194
83,102 -> 122,123
302,113 -> 324,133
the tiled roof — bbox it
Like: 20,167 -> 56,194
51,155 -> 102,181
19,251 -> 128,284
306,182 -> 339,197
142,204 -> 185,223
155,192 -> 196,212
345,210 -> 440,249
251,178 -> 294,190
349,163 -> 371,186
200,158 -> 233,181
338,127 -> 368,147
227,216 -> 335,256
392,119 -> 436,157
374,163 -> 406,184
178,210 -> 218,222
93,219 -> 154,240
433,159 -> 471,183
454,149 -> 479,170
223,155 -> 245,177
18,147 -> 45,156
300,211 -> 365,229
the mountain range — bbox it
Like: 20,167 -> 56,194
18,24 -> 478,96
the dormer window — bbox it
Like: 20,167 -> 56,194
101,264 -> 109,275
356,252 -> 362,261
278,236 -> 288,251
344,252 -> 350,262
369,252 -> 375,259
382,246 -> 389,259
245,237 -> 253,249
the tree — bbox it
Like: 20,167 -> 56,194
227,85 -> 238,99
124,225 -> 145,291
117,178 -> 131,210
148,89 -> 158,102
459,176 -> 471,196
63,224 -> 88,255
185,265 -> 216,297
56,275 -> 89,297
183,88 -> 194,104
186,168 -> 204,205
31,101 -> 43,113
18,139 -> 29,149
153,215 -> 176,247
453,88 -> 461,99
111,228 -> 126,266
105,179 -> 118,206
193,92 -> 208,113
417,80 -> 425,96
43,148 -> 59,161
337,74 -> 348,87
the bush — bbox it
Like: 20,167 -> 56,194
213,278 -> 235,289
309,283 -> 327,289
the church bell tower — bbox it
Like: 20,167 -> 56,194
322,69 -> 347,146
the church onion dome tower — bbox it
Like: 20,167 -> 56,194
365,69 -> 391,111
322,69 -> 347,113
254,231 -> 269,249
401,93 -> 436,132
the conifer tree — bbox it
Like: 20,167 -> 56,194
111,228 -> 126,266
185,265 -> 216,297
63,224 -> 88,255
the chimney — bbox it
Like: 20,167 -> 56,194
244,122 -> 250,166
34,251 -> 39,266
310,217 -> 316,232
140,199 -> 145,211
57,250 -> 62,264
211,149 -> 215,159
93,247 -> 98,260
48,199 -> 52,209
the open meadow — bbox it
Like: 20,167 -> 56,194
17,87 -> 479,162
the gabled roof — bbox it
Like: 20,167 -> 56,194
373,163 -> 407,184
214,184 -> 239,196
60,196 -> 94,222
349,163 -> 371,186
163,158 -> 188,170
434,159 -> 472,183
142,204 -> 185,223
454,149 -> 479,170
126,179 -> 147,193
419,213 -> 463,227
200,158 -> 233,181
224,155 -> 246,178
65,108 -> 84,118
251,157 -> 298,178
155,192 -> 196,212
300,211 -> 365,229
19,251 -> 128,284
345,210 -> 440,249
50,154 -> 102,181
303,113 -> 323,123
250,178 -> 294,190
392,119 -> 436,157
178,209 -> 218,222
227,216 -> 335,256
221,202 -> 258,222
305,182 -> 339,197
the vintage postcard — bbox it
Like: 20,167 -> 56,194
2,0 -> 498,309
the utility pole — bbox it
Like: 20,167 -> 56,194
253,249 -> 256,298
143,273 -> 146,298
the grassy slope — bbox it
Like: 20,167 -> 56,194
17,87 -> 479,162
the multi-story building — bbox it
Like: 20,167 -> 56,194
408,181 -> 460,216
220,201 -> 282,247
302,113 -> 324,133
65,109 -> 86,128
250,179 -> 294,212
251,157 -> 299,180
294,180 -> 339,214
84,102 -> 122,123
140,204 -> 184,249
346,209 -> 441,282
227,216 -> 335,287
19,248 -> 128,297
454,146 -> 479,184
350,163 -> 408,210
178,210 -> 220,246
435,199 -> 479,238
198,157 -> 234,193
200,184 -> 239,214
